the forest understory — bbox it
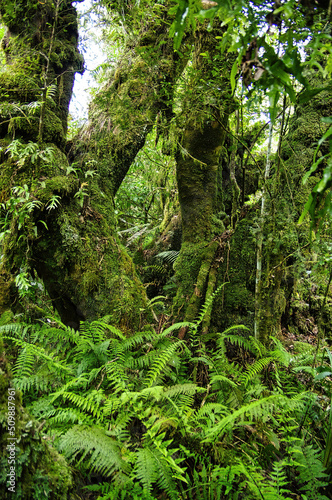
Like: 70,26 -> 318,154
1,0 -> 332,499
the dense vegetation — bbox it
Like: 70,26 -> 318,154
1,0 -> 332,498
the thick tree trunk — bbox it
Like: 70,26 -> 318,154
82,2 -> 187,197
172,24 -> 235,325
0,0 -> 150,329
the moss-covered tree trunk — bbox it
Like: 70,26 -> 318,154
83,1 -> 186,198
254,74 -> 332,342
0,0 -> 184,329
210,73 -> 332,342
173,25 -> 235,325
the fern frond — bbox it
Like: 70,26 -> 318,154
0,322 -> 26,337
40,323 -> 80,345
100,322 -> 126,340
162,383 -> 201,400
219,333 -> 254,352
153,447 -> 185,500
159,322 -> 195,337
220,324 -> 250,336
105,356 -> 130,392
4,335 -> 72,374
50,374 -> 90,402
203,394 -> 292,442
269,337 -> 291,366
79,320 -> 107,344
240,357 -> 276,387
121,330 -> 155,351
293,444 -> 329,497
12,346 -> 35,378
127,349 -> 160,371
47,408 -> 95,427
59,425 -> 129,476
135,447 -> 158,492
144,340 -> 184,388
210,374 -> 238,388
13,374 -> 50,393
194,403 -> 229,422
134,441 -> 185,500
156,250 -> 180,264
60,389 -> 105,419
196,283 -> 228,326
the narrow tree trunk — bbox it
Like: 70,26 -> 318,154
254,120 -> 273,341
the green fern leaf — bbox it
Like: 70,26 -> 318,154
59,425 -> 129,476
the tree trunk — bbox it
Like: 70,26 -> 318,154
0,0 -> 158,329
173,24 -> 235,325
210,72 -> 332,341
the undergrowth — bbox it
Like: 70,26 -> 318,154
1,296 -> 332,499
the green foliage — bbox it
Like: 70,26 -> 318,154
5,140 -> 56,167
299,116 -> 332,231
1,298 -> 331,499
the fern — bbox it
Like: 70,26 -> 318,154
134,435 -> 185,500
144,340 -> 184,387
240,356 -> 276,387
203,393 -> 306,442
135,447 -> 159,492
59,389 -> 105,420
293,444 -> 329,499
12,346 -> 35,378
4,335 -> 72,376
13,374 -> 50,393
59,425 -> 130,476
156,250 -> 180,264
196,282 -> 228,326
262,460 -> 293,500
47,408 -> 95,427
159,321 -> 195,337
84,481 -> 156,499
5,309 -> 330,500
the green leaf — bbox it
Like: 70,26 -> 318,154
230,59 -> 239,94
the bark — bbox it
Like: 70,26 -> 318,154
0,0 -> 147,328
173,23 -> 235,325
81,2 -> 188,197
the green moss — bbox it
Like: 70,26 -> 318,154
34,175 -> 78,201
212,219 -> 256,331
0,69 -> 39,102
0,338 -> 72,499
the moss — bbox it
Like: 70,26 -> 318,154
0,337 -> 72,499
172,241 -> 216,320
0,69 -> 39,102
0,271 -> 14,316
34,175 -> 78,201
212,219 -> 256,331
